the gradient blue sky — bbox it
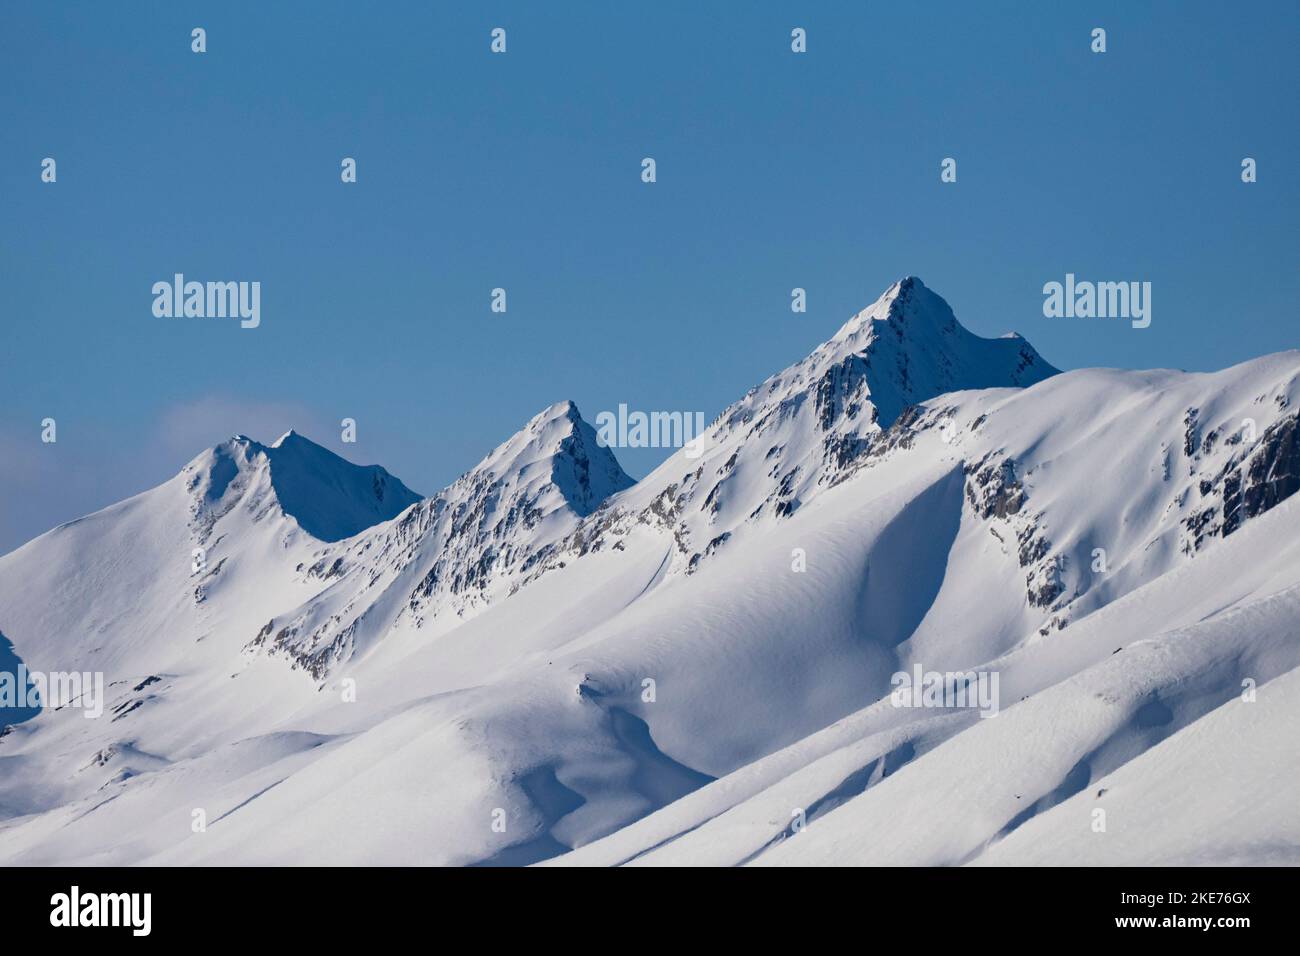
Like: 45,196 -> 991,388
2,1 -> 1297,553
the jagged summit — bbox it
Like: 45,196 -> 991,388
461,400 -> 633,518
183,430 -> 421,543
243,400 -> 635,676
717,273 -> 1058,467
530,399 -> 581,424
823,276 -> 1057,425
514,277 -> 1063,585
830,275 -> 938,343
6,276 -> 1300,868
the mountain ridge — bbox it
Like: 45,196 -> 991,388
2,278 -> 1297,868
513,276 -> 1060,591
184,431 -> 422,544
243,397 -> 634,677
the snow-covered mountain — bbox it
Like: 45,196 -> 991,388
247,278 -> 1054,681
1,277 -> 1297,867
515,276 -> 1058,588
246,399 -> 634,678
0,429 -> 420,686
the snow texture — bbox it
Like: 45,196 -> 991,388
1,278 -> 1296,867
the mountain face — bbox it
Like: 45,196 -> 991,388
245,400 -> 634,678
515,276 -> 1058,587
249,278 -> 1055,680
2,278 -> 1298,868
814,275 -> 1057,427
0,430 -> 419,687
188,431 -> 422,544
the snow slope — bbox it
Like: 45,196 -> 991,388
971,663 -> 1300,867
546,380 -> 1300,867
1,278 -> 1296,867
243,399 -> 634,678
512,276 -> 1058,592
0,430 -> 418,683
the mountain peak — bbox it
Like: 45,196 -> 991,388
886,274 -> 924,302
245,401 -> 638,675
819,277 -> 1057,427
525,400 -> 583,432
465,400 -> 632,518
562,277 -> 1062,581
183,431 -> 421,542
830,275 -> 954,347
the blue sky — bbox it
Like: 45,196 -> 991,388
2,1 -> 1297,553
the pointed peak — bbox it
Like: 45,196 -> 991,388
183,430 -> 421,542
830,275 -> 953,346
526,400 -> 583,431
220,429 -> 325,456
878,276 -> 944,326
888,275 -> 925,297
459,401 -> 633,517
787,276 -> 1060,428
870,275 -> 929,314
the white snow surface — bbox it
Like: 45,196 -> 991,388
1,277 -> 1296,866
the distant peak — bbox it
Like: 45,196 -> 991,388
462,400 -> 633,517
830,275 -> 952,346
528,400 -> 582,430
184,430 -> 421,541
800,276 -> 1060,428
496,400 -> 604,462
879,276 -> 942,327
877,275 -> 928,311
